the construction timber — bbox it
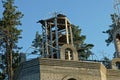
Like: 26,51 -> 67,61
38,14 -> 74,59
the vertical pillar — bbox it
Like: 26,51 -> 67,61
41,25 -> 45,58
45,21 -> 49,58
50,24 -> 53,58
70,25 -> 74,46
55,16 -> 59,59
65,18 -> 69,44
65,18 -> 71,60
68,52 -> 71,60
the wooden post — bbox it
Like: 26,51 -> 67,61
45,21 -> 49,58
50,24 -> 53,58
41,25 -> 45,57
55,16 -> 59,59
65,18 -> 69,44
70,25 -> 74,46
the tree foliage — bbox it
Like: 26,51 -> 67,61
0,0 -> 23,79
0,51 -> 20,79
31,31 -> 42,54
102,56 -> 111,69
103,14 -> 119,46
72,25 -> 94,60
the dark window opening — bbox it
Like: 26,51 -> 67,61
116,62 -> 120,69
65,48 -> 73,60
116,34 -> 120,41
68,78 -> 76,80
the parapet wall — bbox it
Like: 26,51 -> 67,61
39,58 -> 106,80
40,58 -> 101,69
14,58 -> 120,80
107,69 -> 120,80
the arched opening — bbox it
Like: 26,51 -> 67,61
60,44 -> 78,61
68,78 -> 76,80
65,48 -> 73,60
116,61 -> 120,69
116,34 -> 120,41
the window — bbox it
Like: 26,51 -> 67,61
116,61 -> 120,69
65,48 -> 73,60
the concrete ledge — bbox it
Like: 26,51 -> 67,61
107,69 -> 120,80
40,58 -> 107,80
39,58 -> 103,69
107,69 -> 120,76
13,58 -> 107,80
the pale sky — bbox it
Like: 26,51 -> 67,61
0,0 -> 115,60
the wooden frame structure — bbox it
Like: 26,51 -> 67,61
38,14 -> 74,59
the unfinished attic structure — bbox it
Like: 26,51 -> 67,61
38,14 -> 78,60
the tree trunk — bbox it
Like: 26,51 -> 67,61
6,41 -> 13,80
9,52 -> 13,80
10,43 -> 13,80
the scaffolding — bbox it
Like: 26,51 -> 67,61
38,14 -> 74,59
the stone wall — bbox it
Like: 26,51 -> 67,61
39,58 -> 106,80
107,69 -> 120,80
14,58 -> 120,80
13,58 -> 40,80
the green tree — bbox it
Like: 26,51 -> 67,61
72,25 -> 94,60
102,14 -> 120,68
102,56 -> 111,69
0,0 -> 23,80
103,14 -> 118,46
31,31 -> 42,55
0,51 -> 21,80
